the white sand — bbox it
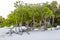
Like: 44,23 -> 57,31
0,28 -> 60,40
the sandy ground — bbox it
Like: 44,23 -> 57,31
0,28 -> 60,40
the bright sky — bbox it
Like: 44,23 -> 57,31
0,0 -> 60,18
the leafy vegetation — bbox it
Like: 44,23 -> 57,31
0,1 -> 60,28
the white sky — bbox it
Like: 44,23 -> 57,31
0,0 -> 60,18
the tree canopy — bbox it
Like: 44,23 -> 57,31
0,1 -> 60,28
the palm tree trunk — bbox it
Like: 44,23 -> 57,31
39,21 -> 41,26
44,17 -> 47,30
26,21 -> 29,27
33,15 -> 35,28
52,15 -> 54,27
20,13 -> 23,27
32,9 -> 35,27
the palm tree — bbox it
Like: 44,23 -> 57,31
50,1 -> 57,26
31,5 -> 37,28
38,6 -> 52,29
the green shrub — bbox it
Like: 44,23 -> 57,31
47,25 -> 51,28
35,23 -> 41,27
